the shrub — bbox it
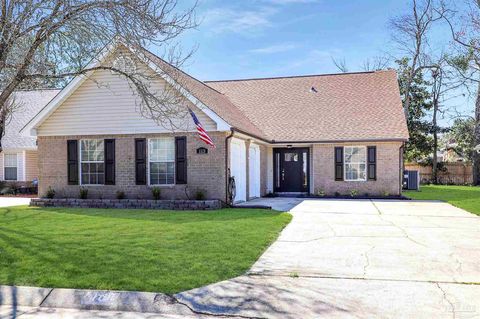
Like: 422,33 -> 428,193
151,187 -> 161,200
0,185 -> 13,195
10,182 -> 21,195
350,189 -> 358,198
45,187 -> 56,199
334,191 -> 340,197
382,191 -> 390,197
195,189 -> 206,200
79,187 -> 88,199
116,191 -> 126,200
316,188 -> 325,197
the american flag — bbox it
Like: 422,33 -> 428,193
188,108 -> 216,148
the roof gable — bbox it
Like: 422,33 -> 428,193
21,42 -> 235,136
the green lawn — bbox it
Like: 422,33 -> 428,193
0,206 -> 291,293
405,185 -> 480,216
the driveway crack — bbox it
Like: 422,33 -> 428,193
363,246 -> 375,278
436,283 -> 456,319
370,200 -> 429,248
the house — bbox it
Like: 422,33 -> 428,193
21,42 -> 409,202
1,90 -> 59,186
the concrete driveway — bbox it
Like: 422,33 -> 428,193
0,197 -> 31,207
176,199 -> 480,318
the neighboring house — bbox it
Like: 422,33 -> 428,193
1,90 -> 59,185
442,143 -> 466,163
21,42 -> 409,202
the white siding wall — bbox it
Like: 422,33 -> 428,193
0,153 -> 4,180
37,54 -> 216,136
25,150 -> 39,181
17,152 -> 25,181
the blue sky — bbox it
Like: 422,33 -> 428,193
149,0 -> 473,124
175,0 -> 412,80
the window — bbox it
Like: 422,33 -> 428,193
149,138 -> 175,185
4,154 -> 17,181
80,139 -> 104,185
284,153 -> 298,162
344,146 -> 366,181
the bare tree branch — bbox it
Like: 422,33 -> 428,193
0,0 -> 198,151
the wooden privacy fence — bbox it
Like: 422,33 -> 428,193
404,163 -> 473,185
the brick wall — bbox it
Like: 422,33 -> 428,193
38,132 -> 228,200
312,142 -> 403,196
31,198 -> 223,210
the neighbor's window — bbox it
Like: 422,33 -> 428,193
80,139 -> 104,185
4,154 -> 17,181
344,146 -> 366,181
149,138 -> 175,185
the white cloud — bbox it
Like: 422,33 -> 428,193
249,43 -> 297,54
278,48 -> 343,72
202,7 -> 277,35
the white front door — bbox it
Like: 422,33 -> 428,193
249,144 -> 260,198
230,138 -> 246,203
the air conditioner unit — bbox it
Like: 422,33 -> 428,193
403,170 -> 420,190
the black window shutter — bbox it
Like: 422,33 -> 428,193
67,140 -> 79,185
175,136 -> 187,184
367,146 -> 377,181
104,139 -> 115,185
135,138 -> 147,185
334,147 -> 344,181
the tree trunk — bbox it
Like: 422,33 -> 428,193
473,81 -> 480,185
432,126 -> 438,184
431,74 -> 439,185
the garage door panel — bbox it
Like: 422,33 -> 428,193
230,138 -> 246,203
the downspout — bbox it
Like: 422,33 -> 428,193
225,128 -> 235,204
399,142 -> 405,195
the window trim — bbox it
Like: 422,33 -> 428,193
147,137 -> 176,186
343,146 -> 367,182
4,153 -> 18,181
79,139 -> 105,186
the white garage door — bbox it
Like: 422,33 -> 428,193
249,144 -> 260,198
230,138 -> 246,203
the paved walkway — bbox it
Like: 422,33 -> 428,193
176,198 -> 480,318
0,197 -> 31,207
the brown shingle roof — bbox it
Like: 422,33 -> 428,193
140,48 -> 267,139
206,70 -> 409,142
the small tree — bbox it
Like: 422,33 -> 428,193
444,118 -> 476,162
444,0 -> 480,184
397,57 -> 433,162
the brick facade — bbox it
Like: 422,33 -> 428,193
311,142 -> 403,196
38,132 -> 403,200
38,132 -> 228,200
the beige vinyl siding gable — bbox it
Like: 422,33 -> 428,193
37,52 -> 216,136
